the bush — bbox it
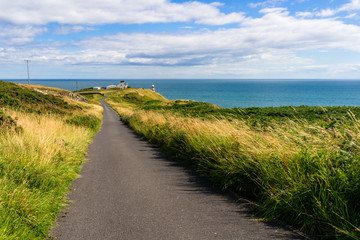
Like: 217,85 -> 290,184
65,114 -> 101,131
0,109 -> 17,129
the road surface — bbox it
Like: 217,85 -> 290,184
51,99 -> 306,240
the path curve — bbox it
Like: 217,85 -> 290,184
51,99 -> 306,240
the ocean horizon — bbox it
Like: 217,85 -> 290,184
4,79 -> 360,108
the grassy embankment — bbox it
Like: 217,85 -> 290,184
0,81 -> 102,239
106,88 -> 360,240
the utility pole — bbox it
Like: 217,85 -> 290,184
25,60 -> 30,84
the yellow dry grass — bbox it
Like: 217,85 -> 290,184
79,102 -> 103,117
112,106 -> 136,117
132,110 -> 297,159
128,109 -> 360,168
2,110 -> 91,169
0,108 -> 100,238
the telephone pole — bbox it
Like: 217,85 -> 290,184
25,60 -> 30,84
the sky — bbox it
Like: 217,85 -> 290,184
1,0 -> 360,79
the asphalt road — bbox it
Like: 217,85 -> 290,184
51,99 -> 306,240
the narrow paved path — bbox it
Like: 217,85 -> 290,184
51,99 -> 305,240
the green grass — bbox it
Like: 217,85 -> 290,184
0,81 -> 103,239
141,100 -> 360,126
82,94 -> 104,104
106,88 -> 167,104
0,81 -> 79,115
74,87 -> 95,92
106,88 -> 360,240
66,114 -> 102,131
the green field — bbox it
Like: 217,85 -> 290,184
106,88 -> 360,240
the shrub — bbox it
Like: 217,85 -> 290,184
65,114 -> 101,131
0,109 -> 17,129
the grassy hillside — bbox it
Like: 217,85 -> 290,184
0,81 -> 102,239
81,94 -> 104,105
106,88 -> 360,240
107,87 -> 167,105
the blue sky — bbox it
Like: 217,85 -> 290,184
1,0 -> 360,79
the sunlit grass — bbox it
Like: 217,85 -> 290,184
106,89 -> 360,239
0,109 -> 97,239
0,81 -> 104,238
0,83 -> 103,239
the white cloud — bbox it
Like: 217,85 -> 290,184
295,11 -> 314,18
296,0 -> 360,19
195,12 -> 245,25
53,25 -> 95,35
0,25 -> 47,45
316,9 -> 337,17
3,6 -> 360,78
249,0 -> 287,8
340,0 -> 360,11
259,7 -> 288,14
0,0 -> 245,26
345,13 -> 358,19
10,8 -> 359,67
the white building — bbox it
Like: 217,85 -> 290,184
106,85 -> 117,90
117,81 -> 128,89
106,81 -> 128,90
93,86 -> 101,90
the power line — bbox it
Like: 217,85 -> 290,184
25,60 -> 30,84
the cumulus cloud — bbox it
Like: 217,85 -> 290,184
10,8 -> 359,67
295,11 -> 314,18
296,0 -> 360,19
0,0 -> 245,25
241,8 -> 360,51
340,0 -> 360,11
2,5 -> 360,78
249,0 -> 287,8
0,25 -> 47,45
315,9 -> 337,17
53,25 -> 95,35
345,13 -> 358,19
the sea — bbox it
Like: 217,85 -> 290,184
5,79 -> 360,108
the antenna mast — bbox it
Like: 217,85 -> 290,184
25,60 -> 30,84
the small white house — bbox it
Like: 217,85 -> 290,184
106,85 -> 117,90
106,81 -> 128,90
93,86 -> 101,90
117,81 -> 128,89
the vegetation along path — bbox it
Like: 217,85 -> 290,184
51,98 -> 305,240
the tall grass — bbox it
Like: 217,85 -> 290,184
0,81 -> 104,238
107,91 -> 360,239
0,108 -> 101,239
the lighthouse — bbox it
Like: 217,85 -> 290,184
151,84 -> 155,92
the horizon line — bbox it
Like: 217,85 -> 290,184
3,78 -> 360,81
